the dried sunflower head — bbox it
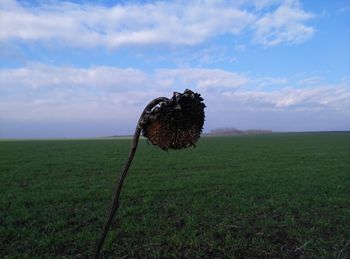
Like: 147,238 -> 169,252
141,89 -> 205,150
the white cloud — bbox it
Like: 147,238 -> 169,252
1,64 -> 349,124
155,68 -> 249,91
0,64 -> 158,122
297,76 -> 322,86
255,76 -> 288,87
0,0 -> 254,47
0,0 -> 314,48
253,0 -> 315,46
222,85 -> 350,111
0,64 -> 149,91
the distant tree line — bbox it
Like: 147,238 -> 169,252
209,127 -> 272,135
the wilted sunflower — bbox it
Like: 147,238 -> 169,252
141,89 -> 206,150
93,89 -> 205,258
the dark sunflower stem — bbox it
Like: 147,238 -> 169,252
93,97 -> 169,259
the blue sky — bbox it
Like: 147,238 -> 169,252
0,0 -> 349,138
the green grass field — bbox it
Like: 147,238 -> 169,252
1,133 -> 349,258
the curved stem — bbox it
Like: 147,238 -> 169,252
93,97 -> 169,259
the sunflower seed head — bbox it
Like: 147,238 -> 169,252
141,89 -> 205,150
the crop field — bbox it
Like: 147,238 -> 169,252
1,133 -> 350,258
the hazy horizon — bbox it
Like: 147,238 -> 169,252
1,0 -> 349,138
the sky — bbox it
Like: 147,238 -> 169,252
0,0 -> 349,138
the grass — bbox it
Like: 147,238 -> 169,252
1,133 -> 349,258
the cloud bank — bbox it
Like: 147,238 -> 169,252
1,64 -> 349,127
0,0 -> 315,48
